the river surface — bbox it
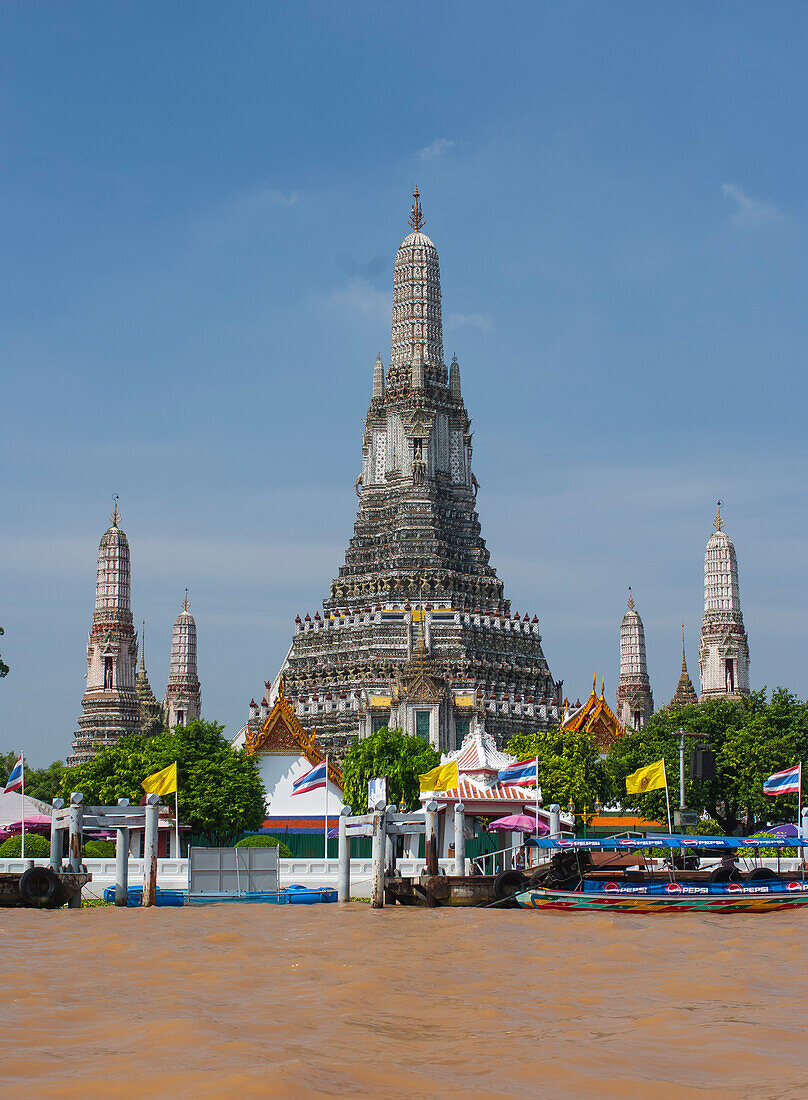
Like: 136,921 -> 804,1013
2,903 -> 807,1099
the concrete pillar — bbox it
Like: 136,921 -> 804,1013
370,802 -> 387,909
385,804 -> 397,876
115,798 -> 130,907
67,792 -> 84,908
49,798 -> 64,872
142,794 -> 160,908
453,802 -> 466,876
802,807 -> 808,848
549,803 -> 561,838
337,805 -> 352,903
425,800 -> 439,876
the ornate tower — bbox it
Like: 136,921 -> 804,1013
70,503 -> 141,764
164,593 -> 201,727
136,622 -> 164,736
243,192 -> 560,758
615,590 -> 654,729
670,624 -> 698,709
699,504 -> 750,699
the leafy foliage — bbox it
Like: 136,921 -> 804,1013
609,689 -> 808,834
235,833 -> 293,857
342,727 -> 440,813
84,840 -> 116,857
59,720 -> 266,844
506,727 -> 612,815
0,833 -> 50,857
0,625 -> 8,678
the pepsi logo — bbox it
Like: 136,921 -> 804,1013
666,883 -> 683,894
786,881 -> 802,892
727,882 -> 743,893
604,882 -> 620,893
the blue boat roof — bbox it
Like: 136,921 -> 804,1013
528,834 -> 807,850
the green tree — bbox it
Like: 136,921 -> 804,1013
0,755 -> 64,803
59,720 -> 266,844
342,727 -> 440,813
0,626 -> 8,678
608,689 -> 808,834
506,727 -> 612,823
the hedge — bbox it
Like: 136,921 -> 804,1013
0,833 -> 50,857
235,834 -> 293,858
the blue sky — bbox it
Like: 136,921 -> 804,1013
2,3 -> 807,764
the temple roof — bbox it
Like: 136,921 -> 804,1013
443,724 -> 513,775
246,690 -> 343,791
563,675 -> 627,751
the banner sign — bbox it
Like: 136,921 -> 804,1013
529,834 -> 808,850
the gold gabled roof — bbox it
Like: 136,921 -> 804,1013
562,673 -> 627,750
245,693 -> 343,789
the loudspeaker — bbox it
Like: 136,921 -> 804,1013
690,747 -> 716,781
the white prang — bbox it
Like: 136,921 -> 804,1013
699,508 -> 750,699
164,594 -> 201,728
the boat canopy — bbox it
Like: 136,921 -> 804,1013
528,834 -> 808,850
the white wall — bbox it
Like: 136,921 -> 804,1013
256,753 -> 345,819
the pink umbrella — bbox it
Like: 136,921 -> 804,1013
488,814 -> 548,833
4,814 -> 53,835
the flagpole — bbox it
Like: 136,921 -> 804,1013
798,762 -> 802,837
175,787 -> 180,857
662,758 -> 672,835
324,755 -> 329,861
20,751 -> 25,860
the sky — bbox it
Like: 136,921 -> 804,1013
1,2 -> 807,764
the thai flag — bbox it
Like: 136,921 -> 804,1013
291,759 -> 328,796
763,764 -> 801,796
3,754 -> 23,794
497,758 -> 538,786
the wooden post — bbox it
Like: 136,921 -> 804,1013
370,802 -> 387,909
142,793 -> 160,908
49,798 -> 64,872
337,805 -> 352,903
67,792 -> 84,908
115,797 -> 130,907
385,804 -> 397,875
425,800 -> 439,876
453,802 -> 466,876
549,803 -> 561,838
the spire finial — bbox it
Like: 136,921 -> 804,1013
681,623 -> 687,670
140,619 -> 146,671
714,500 -> 724,531
592,671 -> 597,695
627,586 -> 634,612
110,494 -> 120,527
601,676 -> 605,699
183,588 -> 189,612
408,187 -> 425,232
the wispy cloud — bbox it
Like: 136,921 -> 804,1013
722,182 -> 784,228
447,311 -> 493,332
417,138 -> 456,161
324,277 -> 389,322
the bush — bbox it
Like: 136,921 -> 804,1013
84,839 -> 115,857
0,833 -> 50,857
235,833 -> 292,858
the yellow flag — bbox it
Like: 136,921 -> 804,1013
419,760 -> 459,793
626,759 -> 666,796
142,762 -> 178,796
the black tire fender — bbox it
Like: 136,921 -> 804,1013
746,867 -> 781,882
708,865 -> 743,884
19,867 -> 60,908
494,869 -> 527,899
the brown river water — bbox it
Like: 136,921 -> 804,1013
2,904 -> 807,1099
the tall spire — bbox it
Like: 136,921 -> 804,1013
136,619 -> 163,736
699,504 -> 749,699
616,590 -> 654,729
70,508 -> 141,764
164,594 -> 201,728
388,189 -> 444,381
670,624 -> 698,709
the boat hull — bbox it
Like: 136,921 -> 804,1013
516,881 -> 808,913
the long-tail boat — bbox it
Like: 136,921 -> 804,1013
515,835 -> 808,913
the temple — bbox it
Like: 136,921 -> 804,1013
70,503 -> 141,764
244,192 -> 561,758
562,675 -> 626,751
615,590 -> 654,729
669,624 -> 699,709
164,593 -> 201,727
136,622 -> 164,735
699,504 -> 750,699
